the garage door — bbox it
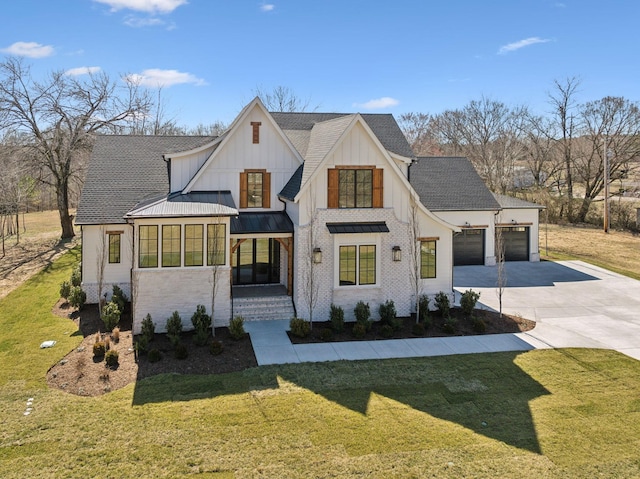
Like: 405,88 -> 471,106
497,226 -> 529,261
453,229 -> 485,265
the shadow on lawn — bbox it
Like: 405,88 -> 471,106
132,351 -> 549,454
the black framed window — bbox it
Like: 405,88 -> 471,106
108,233 -> 121,264
184,224 -> 203,266
247,172 -> 263,208
420,240 -> 436,278
139,225 -> 158,268
338,169 -> 372,208
162,225 -> 181,267
207,223 -> 226,265
339,244 -> 376,286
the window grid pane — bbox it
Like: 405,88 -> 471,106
338,170 -> 355,208
247,172 -> 263,208
139,225 -> 158,268
358,245 -> 376,285
355,170 -> 372,208
184,224 -> 203,266
207,224 -> 226,265
339,245 -> 356,285
420,240 -> 436,279
162,225 -> 181,267
108,234 -> 121,264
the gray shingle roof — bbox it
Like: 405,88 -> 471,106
270,112 -> 414,159
493,193 -> 544,209
410,157 -> 501,211
76,135 -> 215,224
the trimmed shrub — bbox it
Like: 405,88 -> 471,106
418,294 -> 430,323
141,314 -> 155,343
191,304 -> 211,346
174,342 -> 188,360
105,349 -> 119,368
412,322 -> 425,336
442,317 -> 457,334
101,301 -> 121,331
380,324 -> 394,339
352,322 -> 367,339
460,289 -> 481,317
93,341 -> 106,359
229,315 -> 246,340
136,336 -> 148,354
60,281 -> 71,300
379,300 -> 397,325
289,317 -> 311,338
330,304 -> 345,332
147,348 -> 162,363
354,301 -> 370,323
68,286 -> 86,310
111,285 -> 128,312
209,340 -> 223,356
320,328 -> 333,342
472,316 -> 487,333
435,291 -> 451,318
166,311 -> 183,347
70,265 -> 82,287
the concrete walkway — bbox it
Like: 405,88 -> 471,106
245,260 -> 640,366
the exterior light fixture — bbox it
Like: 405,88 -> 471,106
313,247 -> 322,264
392,245 -> 402,262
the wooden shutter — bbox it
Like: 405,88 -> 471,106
327,169 -> 339,208
262,172 -> 271,209
239,171 -> 248,209
372,168 -> 383,208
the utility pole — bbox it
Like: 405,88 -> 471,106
603,136 -> 610,233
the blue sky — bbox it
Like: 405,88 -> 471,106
2,0 -> 639,128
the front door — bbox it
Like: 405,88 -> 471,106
232,238 -> 280,285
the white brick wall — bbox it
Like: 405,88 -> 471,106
132,267 -> 231,334
294,208 -> 452,323
82,281 -> 131,304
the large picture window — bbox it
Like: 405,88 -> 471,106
108,233 -> 121,264
139,225 -> 158,268
207,223 -> 226,266
162,225 -> 181,267
420,240 -> 437,279
339,244 -> 376,286
184,224 -> 203,266
338,169 -> 372,208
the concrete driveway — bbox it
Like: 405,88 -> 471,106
454,260 -> 640,361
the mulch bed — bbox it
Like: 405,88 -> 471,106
288,308 -> 535,344
47,300 -> 257,397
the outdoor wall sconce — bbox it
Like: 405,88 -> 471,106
392,245 -> 402,262
511,219 -> 518,225
313,247 -> 322,264
464,221 -> 470,227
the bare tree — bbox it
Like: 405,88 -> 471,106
398,112 -> 442,156
301,189 -> 319,327
548,77 -> 581,221
407,198 -> 424,323
96,226 -> 107,315
208,214 -> 225,337
254,85 -> 318,112
494,217 -> 506,318
0,57 -> 153,238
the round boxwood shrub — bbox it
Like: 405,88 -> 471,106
101,301 -> 121,331
68,286 -> 87,310
229,316 -> 246,340
330,304 -> 345,332
352,322 -> 367,339
289,317 -> 310,338
174,342 -> 188,360
209,340 -> 223,356
380,324 -> 394,339
148,348 -> 162,363
472,317 -> 487,333
320,328 -> 333,342
105,349 -> 119,368
460,289 -> 481,317
412,322 -> 425,336
442,317 -> 457,334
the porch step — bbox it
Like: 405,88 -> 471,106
232,295 -> 296,322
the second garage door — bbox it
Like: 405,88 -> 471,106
497,226 -> 529,261
453,229 -> 485,265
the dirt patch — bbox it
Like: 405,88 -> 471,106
288,308 -> 535,344
0,233 -> 78,300
47,301 -> 257,397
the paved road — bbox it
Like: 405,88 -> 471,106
454,260 -> 640,361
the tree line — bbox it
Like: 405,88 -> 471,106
399,78 -> 640,226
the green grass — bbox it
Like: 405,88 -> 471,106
2,249 -> 640,477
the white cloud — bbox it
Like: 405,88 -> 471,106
125,68 -> 206,88
498,37 -> 551,54
93,0 -> 187,14
353,97 -> 399,110
260,4 -> 275,12
124,15 -> 165,27
1,41 -> 54,58
65,66 -> 101,76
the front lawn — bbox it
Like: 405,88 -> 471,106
1,249 -> 640,478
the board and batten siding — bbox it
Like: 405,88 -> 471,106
184,105 -> 301,211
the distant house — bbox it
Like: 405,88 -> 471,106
75,97 -> 542,333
